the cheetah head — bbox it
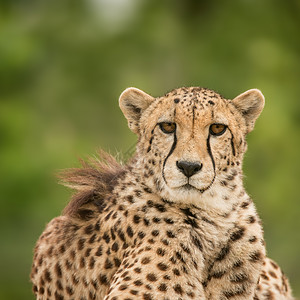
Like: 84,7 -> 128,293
119,87 -> 264,206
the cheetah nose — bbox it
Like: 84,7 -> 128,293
176,161 -> 203,178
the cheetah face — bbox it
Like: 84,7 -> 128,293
119,87 -> 264,204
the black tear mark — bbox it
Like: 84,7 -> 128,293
228,128 -> 236,157
206,134 -> 215,172
161,109 -> 177,184
147,124 -> 159,153
162,133 -> 177,184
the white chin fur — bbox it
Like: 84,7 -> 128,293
160,183 -> 234,212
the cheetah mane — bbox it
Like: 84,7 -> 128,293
59,151 -> 127,218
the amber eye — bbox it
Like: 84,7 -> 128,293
209,124 -> 227,136
159,122 -> 176,134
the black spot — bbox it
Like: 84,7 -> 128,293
104,258 -> 113,269
161,239 -> 169,246
173,268 -> 180,276
158,283 -> 167,292
233,260 -> 243,268
249,236 -> 257,243
191,235 -> 203,251
180,243 -> 191,254
154,203 -> 166,212
134,280 -> 143,286
126,226 -> 134,238
173,284 -> 183,295
85,248 -> 91,257
223,285 -> 246,297
72,274 -> 79,285
230,272 -> 248,283
77,238 -> 86,251
84,224 -> 94,235
127,195 -> 134,203
105,210 -> 113,221
143,218 -> 150,226
138,231 -> 146,239
89,234 -> 96,244
248,216 -> 256,223
230,227 -> 245,242
170,256 -> 176,264
99,274 -> 108,285
249,251 -> 262,262
114,258 -> 121,267
146,273 -> 157,282
110,228 -> 116,240
134,267 -> 141,273
151,230 -> 159,237
133,215 -> 141,224
156,248 -> 165,256
241,201 -> 250,209
44,270 -> 52,282
117,229 -> 125,241
143,187 -> 152,193
103,232 -> 110,243
166,231 -> 175,238
141,257 -> 151,264
216,245 -> 230,261
56,280 -> 63,290
55,263 -> 62,278
111,242 -> 119,252
119,284 -> 128,290
211,270 -> 226,279
143,293 -> 153,300
130,290 -> 139,295
157,262 -> 168,271
164,218 -> 174,224
54,291 -> 64,300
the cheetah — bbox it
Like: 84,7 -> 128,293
31,86 -> 294,300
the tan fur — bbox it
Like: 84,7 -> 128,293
31,86 -> 293,300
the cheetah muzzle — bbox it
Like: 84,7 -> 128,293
31,86 -> 294,300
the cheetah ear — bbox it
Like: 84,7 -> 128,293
119,87 -> 155,134
232,89 -> 265,133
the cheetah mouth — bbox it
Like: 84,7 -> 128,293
180,181 -> 214,194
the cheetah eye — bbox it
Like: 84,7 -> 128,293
209,124 -> 227,136
159,122 -> 176,134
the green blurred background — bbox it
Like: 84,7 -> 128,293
1,0 -> 299,298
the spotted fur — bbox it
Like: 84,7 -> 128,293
31,87 -> 293,299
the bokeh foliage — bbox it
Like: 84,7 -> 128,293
0,0 -> 299,298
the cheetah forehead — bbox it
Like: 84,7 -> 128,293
163,86 -> 226,102
153,87 -> 229,117
144,87 -> 230,126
